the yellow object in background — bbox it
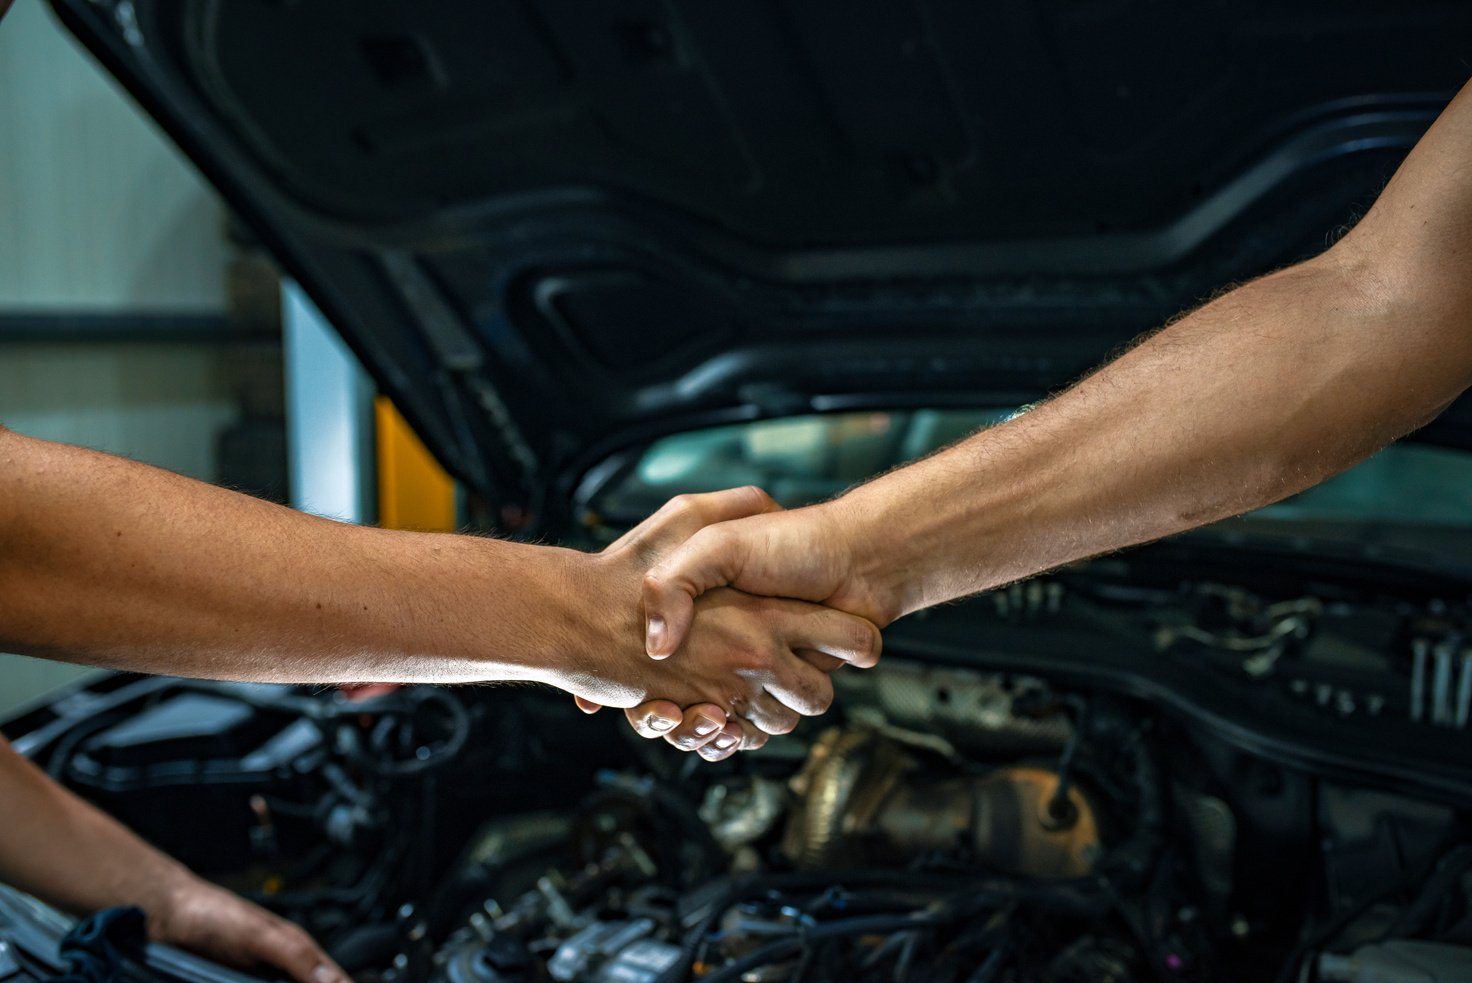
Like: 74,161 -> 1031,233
375,397 -> 457,532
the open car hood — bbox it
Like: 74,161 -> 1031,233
48,0 -> 1472,522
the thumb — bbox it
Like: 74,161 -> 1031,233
573,696 -> 603,714
641,524 -> 746,659
607,485 -> 782,558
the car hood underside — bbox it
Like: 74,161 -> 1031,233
46,0 -> 1472,525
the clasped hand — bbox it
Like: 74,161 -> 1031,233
570,486 -> 894,761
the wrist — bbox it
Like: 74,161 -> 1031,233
136,865 -> 203,944
538,548 -> 644,705
810,495 -> 906,627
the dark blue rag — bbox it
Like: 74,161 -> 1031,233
48,907 -> 146,983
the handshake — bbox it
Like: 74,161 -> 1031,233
553,485 -> 903,763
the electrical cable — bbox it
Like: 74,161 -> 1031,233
697,914 -> 944,983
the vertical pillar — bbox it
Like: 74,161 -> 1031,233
282,281 -> 374,523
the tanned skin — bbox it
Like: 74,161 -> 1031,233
0,0 -> 877,969
0,442 -> 880,971
623,77 -> 1472,758
0,441 -> 881,965
0,436 -> 878,731
0,735 -> 349,982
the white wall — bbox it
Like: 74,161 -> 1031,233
0,0 -> 227,311
0,0 -> 239,714
0,343 -> 237,479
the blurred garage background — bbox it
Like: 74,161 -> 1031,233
0,0 -> 453,713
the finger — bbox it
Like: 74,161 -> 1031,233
310,959 -> 352,983
745,692 -> 802,736
622,701 -> 684,738
800,650 -> 846,673
573,696 -> 603,715
661,705 -> 731,751
739,727 -> 770,752
763,654 -> 836,718
253,924 -> 350,983
775,601 -> 884,669
643,524 -> 748,659
609,486 -> 781,556
697,718 -> 747,762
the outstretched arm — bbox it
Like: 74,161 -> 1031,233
0,735 -> 349,982
641,77 -> 1472,652
0,433 -> 878,732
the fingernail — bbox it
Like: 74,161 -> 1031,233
713,733 -> 738,750
650,717 -> 676,733
312,967 -> 336,983
693,715 -> 722,737
646,616 -> 666,654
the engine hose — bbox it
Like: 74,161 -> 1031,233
1086,710 -> 1165,888
655,871 -> 953,983
794,728 -> 874,868
340,688 -> 470,777
647,785 -> 728,884
653,870 -> 1108,983
1386,842 -> 1472,938
45,711 -> 125,780
964,946 -> 1009,983
697,913 -> 944,983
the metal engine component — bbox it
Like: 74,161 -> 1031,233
881,767 -> 1101,879
547,919 -> 657,981
783,727 -> 1102,878
834,664 -> 1071,756
699,778 -> 786,853
1173,788 -> 1237,910
782,727 -> 902,868
1317,940 -> 1472,982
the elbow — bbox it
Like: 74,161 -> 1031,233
1314,240 -> 1472,427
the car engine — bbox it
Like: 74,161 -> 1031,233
9,560 -> 1472,983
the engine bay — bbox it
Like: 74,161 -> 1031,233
7,553 -> 1472,983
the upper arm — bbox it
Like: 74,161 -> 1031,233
1337,79 -> 1472,317
1325,79 -> 1472,398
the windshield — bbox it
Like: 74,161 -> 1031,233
590,410 -> 1472,559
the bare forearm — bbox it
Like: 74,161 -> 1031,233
636,81 -> 1472,665
0,430 -> 586,684
0,437 -> 874,730
835,77 -> 1472,620
843,249 -> 1464,618
0,737 -> 194,919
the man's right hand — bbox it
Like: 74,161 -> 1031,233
633,77 -> 1472,696
556,489 -> 882,756
638,500 -> 901,663
604,499 -> 900,760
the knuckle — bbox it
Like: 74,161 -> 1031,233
735,644 -> 773,674
764,711 -> 798,735
736,485 -> 775,510
806,680 -> 835,715
283,936 -> 319,965
670,731 -> 705,752
852,621 -> 883,666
